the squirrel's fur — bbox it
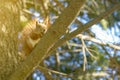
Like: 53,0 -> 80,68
18,18 -> 50,59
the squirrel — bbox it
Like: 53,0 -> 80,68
18,17 -> 50,59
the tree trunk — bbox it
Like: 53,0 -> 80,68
0,0 -> 22,79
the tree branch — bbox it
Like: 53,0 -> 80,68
48,3 -> 120,56
9,0 -> 86,80
77,34 -> 120,50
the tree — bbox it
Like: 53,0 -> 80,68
0,0 -> 120,80
0,0 -> 22,79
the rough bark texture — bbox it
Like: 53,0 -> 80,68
0,0 -> 22,79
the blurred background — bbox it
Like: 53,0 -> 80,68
20,0 -> 120,80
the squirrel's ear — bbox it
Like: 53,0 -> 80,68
43,16 -> 51,28
36,21 -> 40,28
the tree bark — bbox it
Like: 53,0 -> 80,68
9,0 -> 86,80
0,0 -> 22,79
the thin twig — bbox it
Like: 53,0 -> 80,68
37,66 -> 68,76
77,34 -> 120,50
55,52 -> 60,71
58,49 -> 82,53
81,38 -> 87,71
22,9 -> 34,15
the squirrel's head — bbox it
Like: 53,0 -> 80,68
34,17 -> 50,35
36,21 -> 47,33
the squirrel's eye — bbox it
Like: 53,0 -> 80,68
38,20 -> 41,23
36,21 -> 40,24
43,29 -> 46,32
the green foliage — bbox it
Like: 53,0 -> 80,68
100,19 -> 109,30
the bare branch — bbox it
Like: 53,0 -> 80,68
48,3 -> 120,56
81,38 -> 87,71
9,0 -> 86,80
77,34 -> 120,50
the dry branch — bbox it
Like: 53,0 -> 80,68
48,3 -> 120,56
9,0 -> 86,80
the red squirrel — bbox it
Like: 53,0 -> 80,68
18,17 -> 50,59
